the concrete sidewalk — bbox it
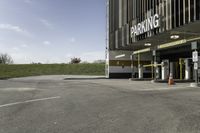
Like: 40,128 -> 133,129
9,75 -> 195,91
88,79 -> 193,91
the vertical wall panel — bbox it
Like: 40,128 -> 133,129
119,0 -> 122,28
169,0 -> 172,29
188,0 -> 191,22
166,0 -> 169,30
185,0 -> 189,23
160,0 -> 162,31
126,24 -> 129,45
196,0 -> 200,20
177,0 -> 180,26
183,0 -> 186,24
194,0 -> 196,20
115,30 -> 119,49
190,0 -> 195,21
180,0 -> 184,25
179,0 -> 181,26
121,27 -> 125,47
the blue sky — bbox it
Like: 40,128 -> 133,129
0,0 -> 106,64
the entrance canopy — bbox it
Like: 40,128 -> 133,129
122,21 -> 200,53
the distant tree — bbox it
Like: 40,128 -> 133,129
0,53 -> 13,64
70,57 -> 81,64
93,60 -> 105,64
31,62 -> 42,64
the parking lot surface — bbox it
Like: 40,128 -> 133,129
0,75 -> 200,133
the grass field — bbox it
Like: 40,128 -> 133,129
0,63 -> 105,79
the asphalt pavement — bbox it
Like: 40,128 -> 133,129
0,75 -> 200,133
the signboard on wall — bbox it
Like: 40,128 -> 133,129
191,41 -> 198,50
193,51 -> 198,62
130,14 -> 160,38
194,62 -> 198,70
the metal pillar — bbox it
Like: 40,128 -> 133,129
138,53 -> 141,78
179,58 -> 183,80
151,61 -> 154,79
131,54 -> 134,79
161,60 -> 169,80
155,66 -> 160,79
138,65 -> 143,79
170,62 -> 174,78
185,59 -> 191,80
153,50 -> 156,80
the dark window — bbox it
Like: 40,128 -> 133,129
196,0 -> 200,20
126,0 -> 129,23
190,0 -> 194,22
176,0 -> 180,27
136,0 -> 140,22
153,0 -> 158,34
154,0 -> 156,14
171,0 -> 175,28
185,0 -> 189,24
180,0 -> 184,25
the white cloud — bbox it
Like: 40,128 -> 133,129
12,47 -> 20,51
66,53 -> 73,58
43,41 -> 51,46
0,24 -> 32,37
10,52 -> 29,64
40,19 -> 53,29
20,44 -> 28,48
0,24 -> 24,33
24,0 -> 33,4
69,37 -> 76,43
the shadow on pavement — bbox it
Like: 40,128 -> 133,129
64,77 -> 106,80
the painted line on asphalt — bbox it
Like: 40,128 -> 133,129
0,96 -> 61,108
138,86 -> 191,91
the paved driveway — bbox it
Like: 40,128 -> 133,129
0,75 -> 199,133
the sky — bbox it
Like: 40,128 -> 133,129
0,0 -> 106,64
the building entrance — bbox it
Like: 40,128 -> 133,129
170,58 -> 193,80
157,45 -> 194,80
132,43 -> 199,81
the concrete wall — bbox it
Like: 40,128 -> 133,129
106,50 -> 153,78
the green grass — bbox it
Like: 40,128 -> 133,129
0,63 -> 105,79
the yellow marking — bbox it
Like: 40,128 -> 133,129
132,36 -> 200,55
133,48 -> 151,55
157,39 -> 187,49
187,36 -> 200,42
143,64 -> 162,68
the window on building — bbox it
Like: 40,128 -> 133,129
175,0 -> 180,27
171,0 -> 175,28
185,0 -> 189,24
196,0 -> 200,20
180,0 -> 184,25
190,0 -> 194,22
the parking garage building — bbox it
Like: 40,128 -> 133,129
106,0 -> 200,81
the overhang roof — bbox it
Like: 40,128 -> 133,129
120,20 -> 200,52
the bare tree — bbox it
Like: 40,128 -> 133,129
0,53 -> 14,64
70,57 -> 81,64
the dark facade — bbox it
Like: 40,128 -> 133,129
106,0 -> 200,80
108,0 -> 200,51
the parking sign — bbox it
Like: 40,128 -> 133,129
194,62 -> 198,70
193,51 -> 198,62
